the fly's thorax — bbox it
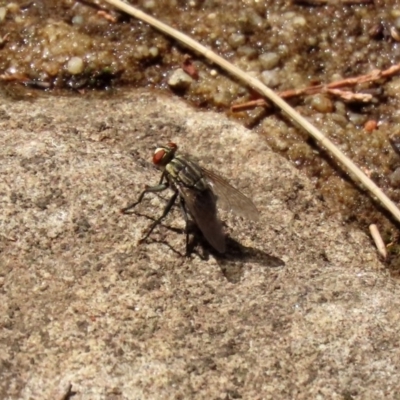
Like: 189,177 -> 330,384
166,155 -> 208,191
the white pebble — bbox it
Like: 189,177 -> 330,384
0,7 -> 7,22
260,70 -> 280,88
67,56 -> 84,75
259,52 -> 280,70
168,68 -> 193,90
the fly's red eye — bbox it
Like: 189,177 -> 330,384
153,149 -> 165,164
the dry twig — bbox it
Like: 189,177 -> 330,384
369,224 -> 387,259
293,0 -> 374,5
278,64 -> 400,101
97,10 -> 117,23
231,99 -> 267,112
232,63 -> 399,111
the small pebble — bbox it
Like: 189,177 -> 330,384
385,78 -> 400,98
228,33 -> 246,49
309,94 -> 333,113
260,70 -> 280,88
391,27 -> 400,42
394,17 -> 400,30
236,45 -> 257,59
66,56 -> 84,75
143,0 -> 156,9
389,134 -> 400,155
348,112 -> 368,126
364,120 -> 378,132
0,7 -> 7,22
6,3 -> 19,13
390,167 -> 400,187
292,15 -> 306,27
259,52 -> 280,70
148,46 -> 159,58
71,15 -> 84,26
213,90 -> 232,107
168,68 -> 193,90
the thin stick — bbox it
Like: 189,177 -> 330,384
369,224 -> 387,259
231,99 -> 267,112
293,0 -> 374,4
235,63 -> 400,106
279,65 -> 400,100
102,0 -> 400,225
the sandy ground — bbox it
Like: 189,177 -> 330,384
0,90 -> 398,399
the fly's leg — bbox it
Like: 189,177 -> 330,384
178,196 -> 191,256
121,183 -> 168,213
139,190 -> 179,244
121,177 -> 168,214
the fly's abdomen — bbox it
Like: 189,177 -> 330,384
166,156 -> 208,191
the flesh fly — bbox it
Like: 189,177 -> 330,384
122,142 -> 258,254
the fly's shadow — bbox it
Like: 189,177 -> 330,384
122,205 -> 190,257
187,226 -> 285,283
122,206 -> 284,281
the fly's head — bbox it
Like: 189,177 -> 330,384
153,142 -> 178,168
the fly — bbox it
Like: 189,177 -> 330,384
121,142 -> 259,254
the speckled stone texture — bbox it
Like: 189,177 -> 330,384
0,91 -> 397,399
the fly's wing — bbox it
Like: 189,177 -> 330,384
201,167 -> 259,221
179,185 -> 226,253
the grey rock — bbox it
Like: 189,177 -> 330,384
0,91 -> 396,400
